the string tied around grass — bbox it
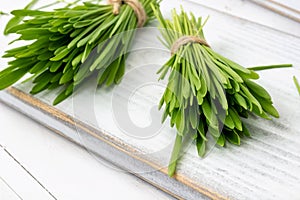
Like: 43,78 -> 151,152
171,35 -> 210,55
108,0 -> 147,28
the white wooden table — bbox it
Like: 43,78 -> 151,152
0,0 -> 299,199
0,1 -> 171,199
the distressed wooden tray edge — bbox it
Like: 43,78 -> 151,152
249,0 -> 300,23
0,87 -> 229,200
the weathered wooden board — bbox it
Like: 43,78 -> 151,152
249,0 -> 300,22
186,0 -> 300,38
1,0 -> 300,199
0,147 -> 54,200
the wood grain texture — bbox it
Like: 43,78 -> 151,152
1,0 -> 300,199
186,0 -> 300,38
249,0 -> 300,22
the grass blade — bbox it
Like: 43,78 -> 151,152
4,0 -> 40,35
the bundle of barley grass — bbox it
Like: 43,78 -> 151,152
0,0 -> 160,105
152,7 -> 289,176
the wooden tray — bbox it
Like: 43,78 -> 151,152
1,0 -> 300,199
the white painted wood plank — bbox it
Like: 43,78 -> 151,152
0,1 -> 173,199
0,147 -> 55,200
1,0 -> 300,199
187,0 -> 300,36
249,0 -> 300,23
0,178 -> 21,200
271,0 -> 300,11
0,103 -> 172,200
0,86 -> 204,199
11,1 -> 299,199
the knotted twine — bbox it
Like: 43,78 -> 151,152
171,36 -> 210,55
108,0 -> 147,28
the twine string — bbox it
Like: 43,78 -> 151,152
108,0 -> 147,28
171,36 -> 210,55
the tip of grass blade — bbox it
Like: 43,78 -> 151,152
4,0 -> 40,35
168,134 -> 182,177
53,89 -> 71,105
293,76 -> 300,96
0,11 -> 8,16
248,64 -> 293,71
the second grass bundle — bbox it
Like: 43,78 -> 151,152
152,7 -> 282,176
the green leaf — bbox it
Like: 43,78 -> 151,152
240,70 -> 260,80
224,114 -> 235,129
30,80 -> 49,94
50,61 -> 63,73
217,133 -> 225,147
224,130 -> 240,145
0,66 -> 17,78
47,82 -> 60,90
257,96 -> 279,118
161,107 -> 169,124
252,105 -> 271,120
4,0 -> 40,35
213,77 -> 228,110
196,92 -> 203,105
202,98 -> 212,122
242,124 -> 251,137
33,71 -> 52,83
196,134 -> 206,157
59,69 -> 74,84
208,126 -> 220,138
248,64 -> 292,71
228,108 -> 243,131
234,93 -> 248,110
10,9 -> 49,17
197,119 -> 207,141
97,65 -> 112,86
199,76 -> 207,97
245,80 -> 271,100
30,61 -> 51,74
105,59 -> 121,86
294,76 -> 300,96
189,105 -> 198,129
53,88 -> 72,105
175,109 -> 185,135
114,57 -> 125,84
0,11 -> 8,16
0,67 -> 28,89
51,47 -> 71,61
240,84 -> 263,114
168,134 -> 182,177
50,72 -> 63,83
